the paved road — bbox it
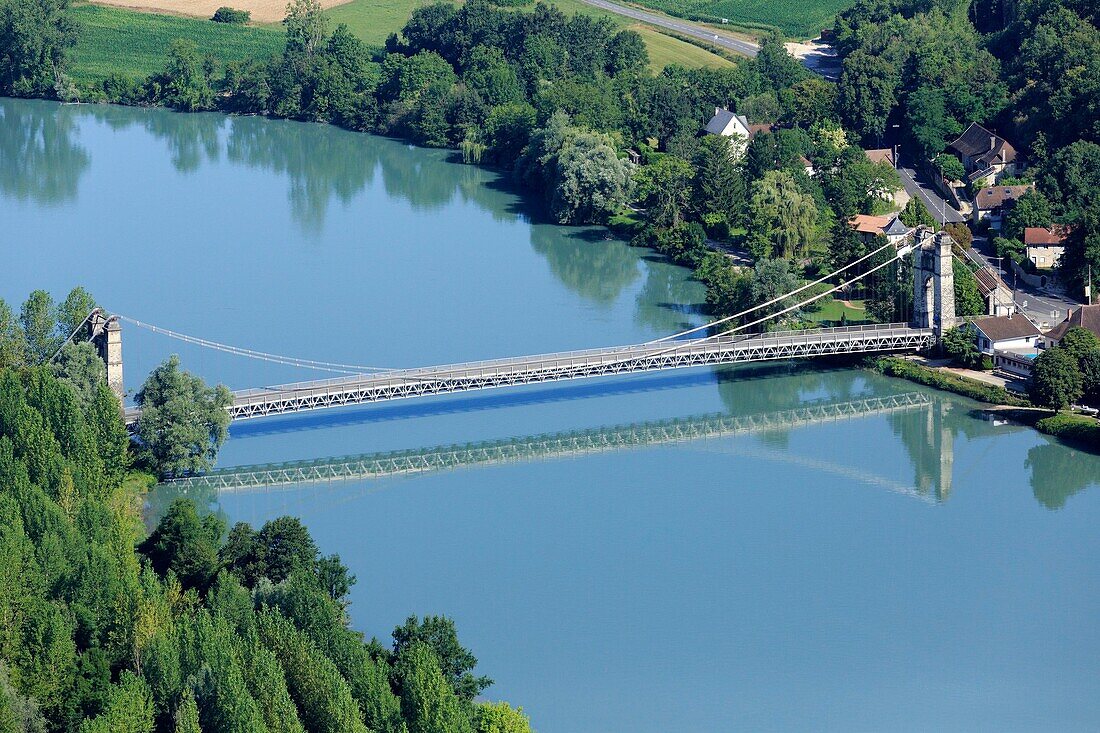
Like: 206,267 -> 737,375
969,238 -> 1082,327
897,166 -> 966,224
577,0 -> 760,57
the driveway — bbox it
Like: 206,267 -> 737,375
896,166 -> 966,224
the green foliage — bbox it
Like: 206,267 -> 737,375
1058,327 -> 1100,366
899,198 -> 934,229
635,154 -> 694,228
52,342 -> 107,406
0,0 -> 80,99
139,498 -> 223,592
212,7 -> 251,24
394,642 -> 473,733
1002,189 -> 1051,242
148,39 -> 215,111
875,357 -> 1029,406
952,260 -> 986,317
1029,347 -> 1084,411
941,325 -> 980,367
1080,349 -> 1100,404
19,290 -> 58,364
134,355 -> 232,478
934,154 -> 966,183
0,299 -> 28,370
474,701 -> 533,733
79,671 -> 154,733
1033,412 -> 1100,450
747,170 -> 818,259
550,131 -> 635,224
393,615 -> 491,702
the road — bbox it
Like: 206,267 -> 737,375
897,165 -> 966,225
968,238 -> 1082,328
577,0 -> 760,56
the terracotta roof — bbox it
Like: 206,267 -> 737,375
1023,226 -> 1068,246
864,148 -> 895,167
975,184 -> 1033,211
747,123 -> 775,139
948,122 -> 1017,168
973,266 -> 1009,298
971,315 -> 1041,342
1045,305 -> 1100,342
848,214 -> 892,234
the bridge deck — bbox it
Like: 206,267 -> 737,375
124,323 -> 933,425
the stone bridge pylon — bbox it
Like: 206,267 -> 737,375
910,228 -> 957,339
88,309 -> 124,400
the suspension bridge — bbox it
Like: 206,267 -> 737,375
75,228 -> 958,428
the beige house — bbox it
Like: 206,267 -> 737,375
974,266 -> 1016,316
848,214 -> 912,245
1024,226 -> 1068,269
973,184 -> 1033,229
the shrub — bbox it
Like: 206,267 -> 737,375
874,357 -> 1029,406
212,6 -> 251,23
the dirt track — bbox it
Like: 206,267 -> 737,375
92,0 -> 351,24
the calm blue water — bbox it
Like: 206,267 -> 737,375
3,98 -> 1098,731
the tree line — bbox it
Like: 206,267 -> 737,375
0,291 -> 531,731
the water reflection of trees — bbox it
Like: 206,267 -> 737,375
1025,442 -> 1100,510
0,99 -> 90,204
632,261 -> 706,334
529,225 -> 641,303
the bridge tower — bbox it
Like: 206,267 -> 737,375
911,228 -> 957,339
88,310 -> 124,401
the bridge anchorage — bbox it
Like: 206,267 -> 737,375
105,227 -> 957,427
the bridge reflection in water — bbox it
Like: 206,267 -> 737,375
165,391 -> 961,503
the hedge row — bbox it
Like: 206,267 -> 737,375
873,357 -> 1030,407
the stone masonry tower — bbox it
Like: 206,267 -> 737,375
911,228 -> 957,339
88,310 -> 124,401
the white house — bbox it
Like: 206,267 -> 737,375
703,108 -> 751,159
970,314 -> 1041,355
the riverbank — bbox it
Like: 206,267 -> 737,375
873,356 -> 1100,451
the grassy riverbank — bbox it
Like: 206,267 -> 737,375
874,357 -> 1100,451
872,357 -> 1029,407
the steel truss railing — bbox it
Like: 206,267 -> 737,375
125,324 -> 934,426
166,392 -> 933,492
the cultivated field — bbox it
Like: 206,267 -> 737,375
69,4 -> 285,87
620,0 -> 850,38
91,0 -> 350,23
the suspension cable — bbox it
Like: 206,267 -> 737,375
114,315 -> 396,375
648,238 -> 898,344
47,308 -> 101,364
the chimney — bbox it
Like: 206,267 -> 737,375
715,107 -> 721,117
990,135 -> 997,151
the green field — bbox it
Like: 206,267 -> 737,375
69,3 -> 285,88
325,0 -> 735,70
621,0 -> 850,38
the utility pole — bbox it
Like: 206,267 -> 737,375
1088,264 -> 1093,306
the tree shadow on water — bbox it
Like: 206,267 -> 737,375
0,99 -> 90,205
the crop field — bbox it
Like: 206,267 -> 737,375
622,0 -> 851,38
326,0 -> 734,69
69,4 -> 285,88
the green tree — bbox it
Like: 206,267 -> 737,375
151,40 -> 214,112
691,135 -> 746,230
1055,326 -> 1099,366
941,325 -> 980,367
747,170 -> 818,259
393,615 -> 491,702
0,0 -> 80,98
933,153 -> 966,182
604,30 -> 647,77
79,671 -> 154,733
952,260 -> 986,317
474,701 -> 531,733
462,45 -> 522,107
1029,347 -> 1083,411
138,498 -> 222,592
395,642 -> 473,733
284,0 -> 328,57
1079,349 -> 1100,404
20,289 -> 58,363
173,687 -> 202,733
635,155 -> 693,228
1002,189 -> 1051,242
550,132 -> 634,225
52,342 -> 106,405
900,198 -> 935,229
837,50 -> 898,144
134,355 -> 232,478
0,298 -> 27,369
748,258 -> 800,325
56,286 -> 98,341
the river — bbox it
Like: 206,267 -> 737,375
2,97 -> 1098,731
